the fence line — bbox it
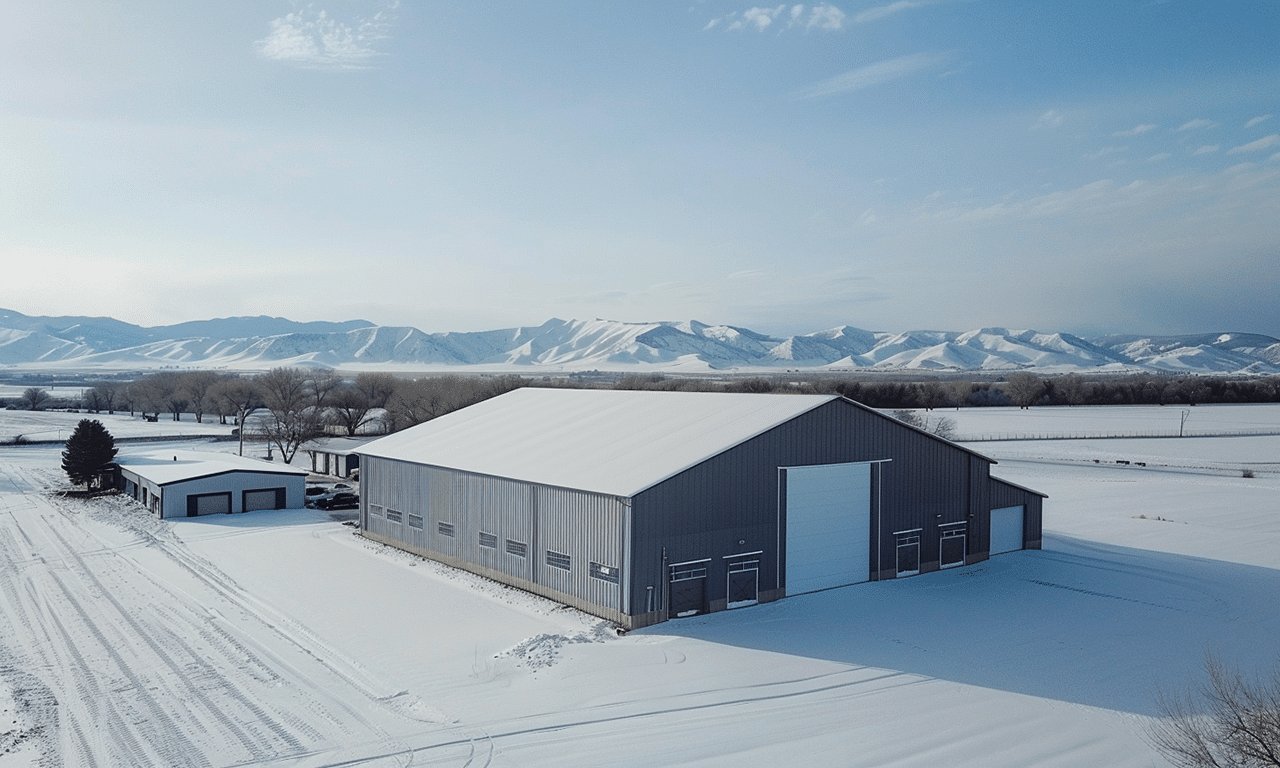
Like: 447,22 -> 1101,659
958,429 -> 1280,442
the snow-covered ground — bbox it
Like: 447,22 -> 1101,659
0,404 -> 1277,766
0,408 -> 233,444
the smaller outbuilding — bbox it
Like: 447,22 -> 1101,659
117,450 -> 308,519
303,436 -> 377,479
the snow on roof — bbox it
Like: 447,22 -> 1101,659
358,388 -> 840,497
117,450 -> 308,486
303,435 -> 383,455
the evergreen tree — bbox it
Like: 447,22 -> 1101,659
61,419 -> 118,491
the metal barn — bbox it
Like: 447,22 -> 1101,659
117,450 -> 308,519
356,389 -> 1044,629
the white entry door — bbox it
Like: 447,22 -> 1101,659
784,462 -> 872,595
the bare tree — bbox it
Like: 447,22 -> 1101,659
1149,653 -> 1280,768
20,387 -> 50,411
891,409 -> 958,440
384,377 -> 448,431
129,373 -> 185,420
89,381 -> 125,415
181,371 -> 221,423
256,367 -> 322,463
1003,373 -> 1047,409
209,376 -> 262,430
354,372 -> 397,409
304,370 -> 342,411
327,384 -> 375,436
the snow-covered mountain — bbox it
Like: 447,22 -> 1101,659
0,309 -> 1276,373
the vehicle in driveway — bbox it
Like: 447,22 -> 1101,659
311,491 -> 359,510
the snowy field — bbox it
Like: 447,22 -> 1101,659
0,404 -> 1278,766
0,408 -> 233,444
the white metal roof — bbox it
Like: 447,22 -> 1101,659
357,388 -> 840,497
117,450 -> 308,486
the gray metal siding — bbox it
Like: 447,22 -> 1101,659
359,396 -> 1043,629
629,399 -> 996,614
360,455 -> 629,625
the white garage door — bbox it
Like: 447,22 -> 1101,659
244,488 -> 283,512
785,462 -> 872,595
990,505 -> 1025,555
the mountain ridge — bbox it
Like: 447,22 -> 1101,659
0,309 -> 1276,374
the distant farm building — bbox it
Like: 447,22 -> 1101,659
356,389 -> 1044,629
304,436 -> 376,479
117,450 -> 307,519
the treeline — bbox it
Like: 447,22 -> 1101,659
7,370 -> 528,462
606,371 -> 1280,409
9,370 -> 1280,451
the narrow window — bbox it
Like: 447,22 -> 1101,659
506,539 -> 528,558
407,513 -> 424,530
590,561 -> 619,584
437,521 -> 455,537
386,508 -> 402,523
479,531 -> 498,549
546,550 -> 571,571
369,504 -> 383,518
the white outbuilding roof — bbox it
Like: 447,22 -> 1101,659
116,450 -> 308,486
357,388 -> 840,497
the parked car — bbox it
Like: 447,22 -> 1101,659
312,491 -> 359,510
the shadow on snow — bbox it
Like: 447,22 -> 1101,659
640,533 -> 1280,716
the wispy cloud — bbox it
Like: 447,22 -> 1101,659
1030,110 -> 1064,130
1148,152 -> 1171,162
1228,134 -> 1280,154
1245,114 -> 1273,129
793,51 -> 953,99
852,1 -> 928,24
709,2 -> 929,33
258,2 -> 398,71
1084,146 -> 1126,161
731,5 -> 786,31
1114,123 -> 1156,137
1177,118 -> 1218,132
1192,145 -> 1219,155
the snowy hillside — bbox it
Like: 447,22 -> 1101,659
0,308 -> 1277,373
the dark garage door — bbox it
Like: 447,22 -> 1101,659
669,562 -> 707,618
726,560 -> 759,609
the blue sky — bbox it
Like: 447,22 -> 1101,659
2,1 -> 1278,337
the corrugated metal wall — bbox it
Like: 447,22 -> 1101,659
359,397 -> 1044,628
628,399 -> 1039,614
360,456 -> 630,625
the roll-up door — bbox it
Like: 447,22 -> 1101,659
188,492 -> 231,517
784,462 -> 872,595
990,505 -> 1025,555
244,488 -> 285,512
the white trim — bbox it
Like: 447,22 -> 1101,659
777,458 -> 892,470
722,550 -> 764,559
893,528 -> 923,535
669,557 -> 711,567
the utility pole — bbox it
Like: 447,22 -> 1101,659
1180,409 -> 1190,437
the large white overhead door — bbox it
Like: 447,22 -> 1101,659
990,505 -> 1025,555
784,462 -> 872,595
